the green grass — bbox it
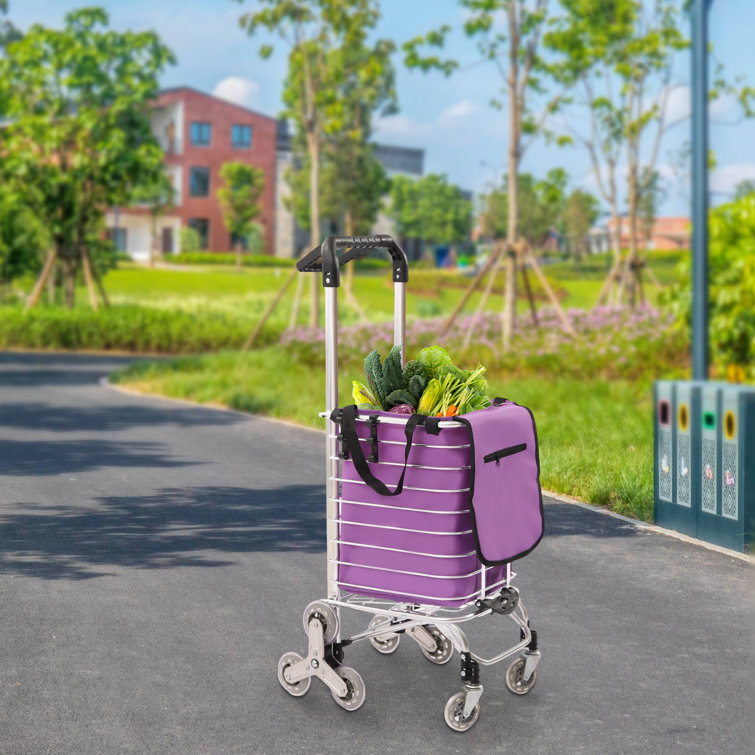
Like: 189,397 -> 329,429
112,347 -> 655,520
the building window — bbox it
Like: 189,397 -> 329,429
231,124 -> 252,149
189,167 -> 210,197
188,218 -> 209,250
190,121 -> 211,146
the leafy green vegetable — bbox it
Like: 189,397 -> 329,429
382,345 -> 404,398
364,349 -> 386,408
352,380 -> 379,409
385,388 -> 417,409
402,360 -> 429,387
407,374 -> 426,402
416,346 -> 455,378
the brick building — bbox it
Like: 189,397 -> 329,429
106,87 -> 277,258
607,215 -> 691,250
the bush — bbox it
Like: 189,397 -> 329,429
662,196 -> 755,380
180,227 -> 201,253
0,304 -> 282,353
170,252 -> 294,268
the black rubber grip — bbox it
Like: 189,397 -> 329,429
296,234 -> 409,287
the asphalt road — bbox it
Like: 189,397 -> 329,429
0,352 -> 751,754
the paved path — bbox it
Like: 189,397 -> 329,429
0,352 -> 750,754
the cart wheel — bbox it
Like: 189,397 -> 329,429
330,666 -> 366,712
277,652 -> 311,697
505,657 -> 537,695
302,600 -> 338,644
443,691 -> 480,732
420,625 -> 453,665
367,616 -> 400,655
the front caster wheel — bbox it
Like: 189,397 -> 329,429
444,691 -> 480,732
419,625 -> 453,665
277,652 -> 311,697
368,616 -> 400,655
330,666 -> 366,711
505,657 -> 537,695
302,600 -> 338,644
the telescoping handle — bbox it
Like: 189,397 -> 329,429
297,234 -> 409,289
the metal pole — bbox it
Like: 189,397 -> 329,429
393,282 -> 406,366
324,286 -> 339,599
691,0 -> 710,380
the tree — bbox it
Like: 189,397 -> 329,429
389,174 -> 472,248
404,0 -> 563,350
0,0 -> 21,52
0,8 -> 174,308
562,188 -> 600,258
217,162 -> 265,270
238,0 -> 384,327
733,179 -> 755,201
637,168 -> 665,251
0,185 -> 48,298
482,169 -> 568,247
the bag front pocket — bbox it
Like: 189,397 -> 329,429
483,443 -> 527,465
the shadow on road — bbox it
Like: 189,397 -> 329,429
0,439 -> 203,476
0,402 -> 244,433
0,485 -> 323,580
0,352 -> 137,387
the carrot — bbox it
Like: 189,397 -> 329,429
445,405 -> 459,417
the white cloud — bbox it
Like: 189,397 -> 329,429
663,85 -> 690,125
373,114 -> 431,141
710,162 -> 755,194
438,99 -> 480,126
212,76 -> 261,108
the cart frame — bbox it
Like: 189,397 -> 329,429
277,235 -> 541,731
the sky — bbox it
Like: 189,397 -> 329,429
7,0 -> 755,218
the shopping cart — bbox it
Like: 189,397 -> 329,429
277,235 -> 542,732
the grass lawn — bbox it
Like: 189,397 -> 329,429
112,347 -> 655,521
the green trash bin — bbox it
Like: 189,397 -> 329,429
697,384 -> 755,553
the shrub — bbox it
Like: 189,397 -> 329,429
0,304 -> 283,353
662,195 -> 755,380
170,252 -> 294,268
180,227 -> 201,253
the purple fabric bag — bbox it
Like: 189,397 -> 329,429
332,400 -> 543,607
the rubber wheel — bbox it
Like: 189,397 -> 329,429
368,616 -> 400,655
419,625 -> 453,665
302,600 -> 338,644
505,657 -> 537,695
444,691 -> 480,732
277,652 -> 311,697
330,666 -> 366,711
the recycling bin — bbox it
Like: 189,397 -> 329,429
696,384 -> 755,552
672,381 -> 700,535
653,381 -> 679,529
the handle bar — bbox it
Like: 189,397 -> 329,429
296,234 -> 409,288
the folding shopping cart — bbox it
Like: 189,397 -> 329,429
277,235 -> 543,732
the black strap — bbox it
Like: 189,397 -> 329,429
336,405 -> 424,496
493,397 -> 509,405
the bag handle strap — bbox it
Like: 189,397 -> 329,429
335,405 -> 425,497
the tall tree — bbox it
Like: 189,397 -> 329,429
637,168 -> 665,251
237,0 -> 383,327
482,169 -> 568,248
562,188 -> 600,258
389,174 -> 472,248
217,162 -> 265,270
0,0 -> 21,51
0,8 -> 174,307
404,0 -> 563,350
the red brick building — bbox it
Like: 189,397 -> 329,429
607,215 -> 690,250
106,87 -> 277,258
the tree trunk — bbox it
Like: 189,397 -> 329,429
26,248 -> 58,310
62,254 -> 77,309
626,166 -> 640,309
502,133 -> 519,354
235,240 -> 243,272
307,130 -> 321,328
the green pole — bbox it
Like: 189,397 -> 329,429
691,0 -> 711,380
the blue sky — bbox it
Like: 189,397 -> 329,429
9,0 -> 755,216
